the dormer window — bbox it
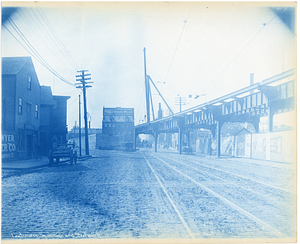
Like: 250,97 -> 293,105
28,75 -> 32,90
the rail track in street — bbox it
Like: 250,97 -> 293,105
2,149 -> 296,240
142,151 -> 295,238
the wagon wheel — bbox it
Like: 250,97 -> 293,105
49,150 -> 53,166
74,151 -> 78,164
70,150 -> 73,165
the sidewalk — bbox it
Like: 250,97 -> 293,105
2,157 -> 50,170
2,155 -> 93,170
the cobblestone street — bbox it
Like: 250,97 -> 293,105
2,149 -> 296,240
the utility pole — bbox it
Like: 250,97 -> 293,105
76,70 -> 93,156
79,94 -> 82,157
143,48 -> 150,123
175,96 -> 186,112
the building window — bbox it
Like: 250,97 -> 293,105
18,98 -> 23,114
35,105 -> 38,119
27,104 -> 31,112
28,75 -> 32,90
18,130 -> 25,150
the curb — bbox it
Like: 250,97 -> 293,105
2,163 -> 50,171
2,156 -> 93,171
78,155 -> 93,160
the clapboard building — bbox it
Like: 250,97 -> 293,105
39,86 -> 70,156
2,57 -> 69,160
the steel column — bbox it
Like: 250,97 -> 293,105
268,107 -> 274,132
187,131 -> 191,148
179,128 -> 182,155
216,121 -> 221,157
134,129 -> 137,150
154,132 -> 158,153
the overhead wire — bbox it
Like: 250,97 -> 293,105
16,10 -> 69,75
26,8 -> 78,71
30,8 -> 77,71
18,9 -> 79,95
4,17 -> 75,86
164,9 -> 192,84
36,8 -> 80,71
199,15 -> 278,96
68,90 -> 83,109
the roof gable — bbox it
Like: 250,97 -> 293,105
2,56 -> 32,75
40,86 -> 55,105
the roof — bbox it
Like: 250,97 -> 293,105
53,95 -> 71,101
2,56 -> 32,75
40,86 -> 55,105
234,128 -> 252,136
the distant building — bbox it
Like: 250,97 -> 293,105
2,57 -> 69,160
102,107 -> 134,137
96,107 -> 134,150
67,127 -> 102,140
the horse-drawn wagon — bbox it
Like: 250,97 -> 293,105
49,142 -> 77,165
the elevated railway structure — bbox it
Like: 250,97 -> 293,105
134,68 -> 295,156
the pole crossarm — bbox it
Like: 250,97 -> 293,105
76,78 -> 92,82
76,69 -> 93,155
76,73 -> 91,77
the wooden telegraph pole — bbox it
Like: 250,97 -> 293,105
76,70 -> 93,155
79,94 -> 82,157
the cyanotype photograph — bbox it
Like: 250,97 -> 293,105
1,1 -> 297,243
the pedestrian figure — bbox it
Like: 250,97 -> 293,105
52,135 -> 59,150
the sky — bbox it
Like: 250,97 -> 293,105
1,2 -> 296,129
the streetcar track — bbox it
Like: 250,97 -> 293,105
162,155 -> 294,194
150,153 -> 284,238
143,154 -> 195,239
156,155 -> 284,202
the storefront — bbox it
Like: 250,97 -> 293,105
2,131 -> 18,161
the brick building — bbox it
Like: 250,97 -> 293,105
2,57 -> 69,160
102,107 -> 134,137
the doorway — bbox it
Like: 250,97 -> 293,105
26,134 -> 32,158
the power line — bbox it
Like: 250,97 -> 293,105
199,15 -> 278,95
68,90 -> 82,109
36,8 -> 79,70
164,9 -> 192,84
8,17 -> 72,85
29,8 -> 78,71
5,18 -> 75,86
31,8 -> 78,71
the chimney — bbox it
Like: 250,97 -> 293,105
250,73 -> 254,94
158,103 -> 162,119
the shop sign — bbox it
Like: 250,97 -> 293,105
2,134 -> 17,159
